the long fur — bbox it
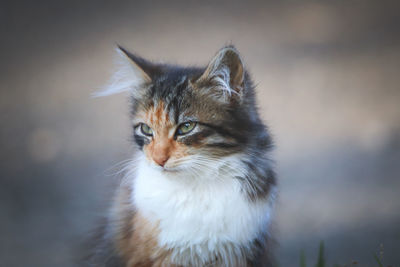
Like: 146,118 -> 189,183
87,45 -> 277,267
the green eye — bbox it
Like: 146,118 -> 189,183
140,123 -> 153,136
177,121 -> 196,135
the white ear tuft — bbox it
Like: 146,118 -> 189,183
195,46 -> 244,102
92,47 -> 152,97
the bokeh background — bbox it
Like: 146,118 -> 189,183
1,1 -> 399,266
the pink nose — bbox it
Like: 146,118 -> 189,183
153,154 -> 169,167
151,139 -> 171,167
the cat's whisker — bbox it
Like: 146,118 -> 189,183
102,158 -> 134,177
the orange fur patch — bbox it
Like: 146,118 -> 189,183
113,185 -> 180,267
141,101 -> 189,166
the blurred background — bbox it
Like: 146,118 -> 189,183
1,0 -> 399,266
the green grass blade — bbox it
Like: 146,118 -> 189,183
373,253 -> 384,267
300,250 -> 306,267
315,241 -> 325,267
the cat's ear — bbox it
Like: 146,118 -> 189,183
94,46 -> 156,97
194,46 -> 244,102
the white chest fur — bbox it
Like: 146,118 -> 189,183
131,156 -> 273,264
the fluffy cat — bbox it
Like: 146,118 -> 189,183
88,45 -> 277,267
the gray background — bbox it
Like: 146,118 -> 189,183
1,1 -> 399,266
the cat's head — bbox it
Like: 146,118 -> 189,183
99,46 -> 269,174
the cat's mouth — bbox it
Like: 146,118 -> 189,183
150,162 -> 182,173
161,166 -> 179,173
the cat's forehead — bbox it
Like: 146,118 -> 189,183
132,67 -> 225,124
134,85 -> 190,125
153,74 -> 187,93
152,66 -> 203,89
143,101 -> 174,128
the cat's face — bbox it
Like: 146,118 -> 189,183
132,75 -> 238,172
100,46 -> 261,173
133,99 -> 199,171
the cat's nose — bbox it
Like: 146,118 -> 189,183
152,140 -> 171,167
153,154 -> 169,167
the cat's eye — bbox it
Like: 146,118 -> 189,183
140,123 -> 153,136
176,121 -> 196,135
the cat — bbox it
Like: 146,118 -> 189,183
87,45 -> 277,267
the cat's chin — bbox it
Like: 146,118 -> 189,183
148,163 -> 183,174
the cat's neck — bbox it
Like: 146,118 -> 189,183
130,155 -> 273,243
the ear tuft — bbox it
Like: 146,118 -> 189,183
93,46 -> 153,97
195,46 -> 245,102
